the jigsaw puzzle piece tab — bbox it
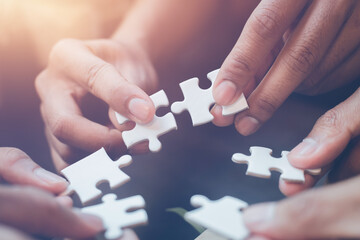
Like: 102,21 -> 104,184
82,194 -> 148,240
116,90 -> 177,152
185,195 -> 249,240
61,148 -> 132,205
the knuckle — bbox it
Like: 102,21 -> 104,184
285,39 -> 319,75
254,95 -> 278,119
49,38 -> 78,62
86,62 -> 112,94
1,148 -> 28,165
252,7 -> 282,39
49,116 -> 70,142
317,109 -> 343,134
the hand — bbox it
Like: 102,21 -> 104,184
35,38 -> 158,170
0,185 -> 103,239
243,173 -> 360,240
0,147 -> 67,194
279,87 -> 360,196
212,0 -> 360,135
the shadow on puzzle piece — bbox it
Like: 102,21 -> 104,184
171,69 -> 248,126
115,90 -> 177,152
232,146 -> 322,183
82,193 -> 148,240
185,195 -> 249,240
61,148 -> 132,205
195,229 -> 228,240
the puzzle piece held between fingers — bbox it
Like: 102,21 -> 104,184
115,90 -> 177,152
232,146 -> 322,183
61,148 -> 132,205
82,194 -> 148,240
185,195 -> 249,240
171,69 -> 248,126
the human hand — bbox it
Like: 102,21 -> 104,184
0,147 -> 67,194
0,185 -> 104,239
243,173 -> 360,240
279,88 -> 360,196
212,0 -> 360,135
35,39 -> 158,170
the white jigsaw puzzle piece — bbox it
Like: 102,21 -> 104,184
195,230 -> 228,240
61,148 -> 132,205
115,90 -> 177,152
185,195 -> 249,240
232,146 -> 321,183
171,69 -> 248,126
206,69 -> 248,116
82,194 -> 148,240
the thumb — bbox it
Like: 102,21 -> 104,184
243,175 -> 360,239
288,87 -> 360,169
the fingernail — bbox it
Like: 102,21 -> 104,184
75,210 -> 104,231
213,80 -> 237,105
243,203 -> 276,231
290,138 -> 317,158
128,98 -> 152,122
236,116 -> 260,136
34,168 -> 68,185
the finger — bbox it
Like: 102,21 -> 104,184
0,186 -> 103,238
313,44 -> 360,94
244,175 -> 360,239
49,39 -> 155,123
213,0 -> 309,105
288,88 -> 360,169
328,136 -> 360,183
298,2 -> 360,94
279,164 -> 331,196
211,105 -> 235,127
234,0 -> 355,136
212,40 -> 282,126
38,83 -> 126,157
0,147 -> 68,194
0,225 -> 35,240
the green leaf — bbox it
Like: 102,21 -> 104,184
166,207 -> 206,234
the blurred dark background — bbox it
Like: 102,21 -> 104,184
0,1 -> 358,239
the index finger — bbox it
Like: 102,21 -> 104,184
49,39 -> 155,123
213,0 -> 309,105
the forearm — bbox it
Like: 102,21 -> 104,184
113,0 -> 224,65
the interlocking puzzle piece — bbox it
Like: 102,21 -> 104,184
232,146 -> 321,183
171,69 -> 248,126
82,194 -> 148,240
61,148 -> 132,205
185,195 -> 249,240
115,90 -> 177,152
195,230 -> 228,240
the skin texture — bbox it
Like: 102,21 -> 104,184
243,88 -> 360,240
0,147 -> 106,239
212,0 -> 360,135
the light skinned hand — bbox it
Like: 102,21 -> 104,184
212,0 -> 360,135
279,87 -> 360,196
0,147 -> 68,194
0,185 -> 103,239
243,172 -> 360,240
35,39 -> 158,170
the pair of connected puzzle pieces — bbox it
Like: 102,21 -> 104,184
115,69 -> 248,152
61,148 -> 148,239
